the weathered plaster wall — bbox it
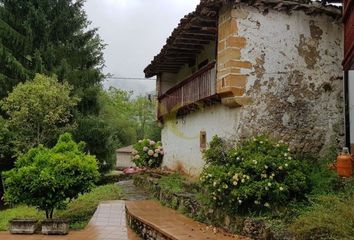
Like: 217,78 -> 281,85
161,104 -> 240,175
230,5 -> 344,155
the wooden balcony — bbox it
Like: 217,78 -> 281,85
157,61 -> 217,119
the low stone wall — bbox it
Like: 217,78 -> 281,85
126,206 -> 173,240
133,173 -> 290,240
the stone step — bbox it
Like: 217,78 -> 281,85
125,200 -> 249,240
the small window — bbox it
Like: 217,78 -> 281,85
200,131 -> 207,150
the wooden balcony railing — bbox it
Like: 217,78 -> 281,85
157,61 -> 217,118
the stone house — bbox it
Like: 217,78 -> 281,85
115,145 -> 135,169
144,0 -> 343,175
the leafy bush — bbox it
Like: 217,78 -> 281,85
158,173 -> 186,194
57,184 -> 122,229
132,139 -> 163,168
200,135 -> 310,212
3,133 -> 100,219
289,192 -> 354,239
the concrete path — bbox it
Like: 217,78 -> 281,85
0,201 -> 139,240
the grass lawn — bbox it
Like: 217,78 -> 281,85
0,184 -> 122,231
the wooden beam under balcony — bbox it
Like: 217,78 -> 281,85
175,37 -> 211,44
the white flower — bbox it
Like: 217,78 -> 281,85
284,153 -> 288,157
253,160 -> 258,164
138,140 -> 143,143
153,153 -> 158,158
276,144 -> 280,147
279,187 -> 284,191
232,174 -> 239,180
143,146 -> 148,152
238,200 -> 242,204
264,202 -> 270,208
208,174 -> 212,177
260,141 -> 263,144
213,181 -> 217,187
148,150 -> 154,156
254,200 -> 260,205
155,149 -> 160,153
246,175 -> 250,180
132,150 -> 138,155
265,186 -> 269,191
149,140 -> 156,145
278,166 -> 283,170
213,196 -> 217,200
268,182 -> 272,187
271,173 -> 275,177
233,181 -> 238,186
241,179 -> 245,183
134,155 -> 140,160
264,165 -> 268,169
223,184 -> 228,189
236,157 -> 240,160
288,156 -> 292,160
288,148 -> 291,152
285,163 -> 288,167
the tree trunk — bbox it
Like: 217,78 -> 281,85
50,208 -> 54,219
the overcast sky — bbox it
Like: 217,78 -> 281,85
84,0 -> 200,95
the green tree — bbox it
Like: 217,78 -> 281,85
1,74 -> 79,152
133,95 -> 161,141
3,133 -> 99,219
0,0 -> 105,113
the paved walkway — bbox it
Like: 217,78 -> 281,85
0,201 -> 139,240
126,200 -> 249,240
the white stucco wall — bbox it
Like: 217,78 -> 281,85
161,103 -> 240,175
116,153 -> 135,168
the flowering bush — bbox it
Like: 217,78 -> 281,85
132,139 -> 163,168
200,135 -> 310,212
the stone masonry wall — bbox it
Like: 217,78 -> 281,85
218,4 -> 344,155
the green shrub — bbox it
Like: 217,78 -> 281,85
132,139 -> 163,168
200,135 -> 310,212
3,133 -> 100,219
57,184 -> 122,229
289,192 -> 354,239
158,173 -> 185,194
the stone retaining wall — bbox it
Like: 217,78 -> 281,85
133,174 -> 285,240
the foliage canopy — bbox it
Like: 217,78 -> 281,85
1,74 -> 79,152
3,133 -> 99,218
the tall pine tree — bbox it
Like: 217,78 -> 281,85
0,0 -> 105,114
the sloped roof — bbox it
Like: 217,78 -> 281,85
116,145 -> 133,153
144,0 -> 342,78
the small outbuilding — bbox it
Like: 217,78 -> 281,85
115,145 -> 135,169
